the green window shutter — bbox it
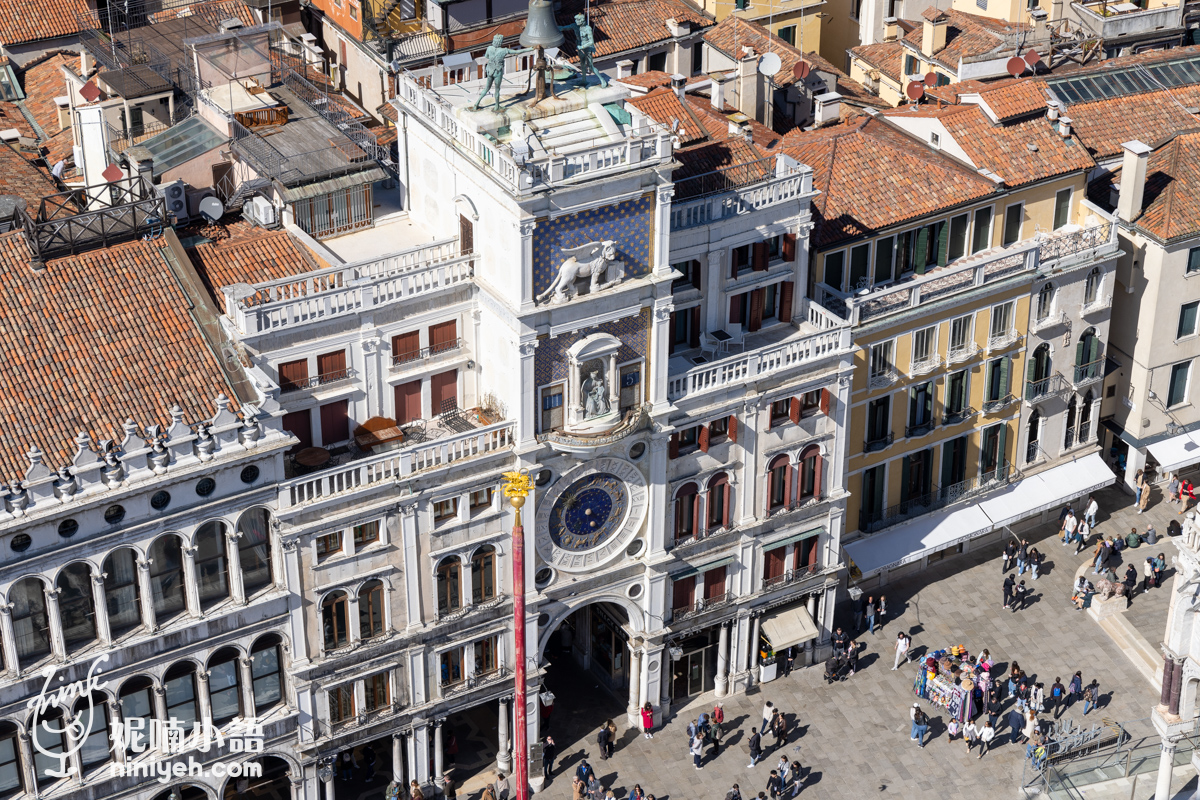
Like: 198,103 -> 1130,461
1001,357 -> 1011,395
908,386 -> 918,427
914,227 -> 930,275
997,424 -> 1008,470
1026,358 -> 1038,399
901,455 -> 911,502
936,221 -> 950,267
1075,339 -> 1086,367
923,385 -> 933,420
1088,334 -> 1100,365
941,443 -> 954,486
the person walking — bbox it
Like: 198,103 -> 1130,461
865,596 -> 877,635
1003,574 -> 1016,610
690,734 -> 704,770
912,707 -> 929,747
1144,557 -> 1155,594
1124,564 -> 1138,606
1021,710 -> 1038,745
1017,539 -> 1030,575
1137,469 -> 1151,513
1076,518 -> 1091,554
1030,548 -> 1043,580
977,720 -> 995,760
640,702 -> 654,739
789,761 -> 803,797
761,701 -> 775,734
766,770 -> 783,800
1182,479 -> 1197,515
1012,580 -> 1027,612
748,727 -> 764,767
963,718 -> 980,753
1169,475 -> 1181,509
775,755 -> 790,787
878,595 -> 888,630
986,689 -> 1002,728
1003,540 -> 1017,572
831,628 -> 848,656
1068,672 -> 1083,710
1063,510 -> 1078,546
1050,678 -> 1066,719
542,735 -> 557,780
1154,553 -> 1167,587
712,702 -> 725,738
575,760 -> 595,785
723,785 -> 742,800
772,709 -> 789,749
1008,707 -> 1024,744
1083,679 -> 1100,715
892,631 -> 910,670
1086,494 -> 1099,528
854,594 -> 867,631
596,724 -> 612,760
846,641 -> 859,676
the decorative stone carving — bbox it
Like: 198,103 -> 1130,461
536,241 -> 625,305
562,334 -> 623,432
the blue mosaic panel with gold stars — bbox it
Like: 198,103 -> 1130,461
532,194 -> 654,298
548,472 -> 629,552
534,307 -> 651,387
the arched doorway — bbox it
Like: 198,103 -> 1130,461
222,755 -> 289,800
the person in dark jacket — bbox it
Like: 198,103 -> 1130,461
747,727 -> 764,767
1003,540 -> 1017,572
853,595 -> 867,631
986,690 -> 1002,728
542,735 -> 557,779
597,725 -> 612,760
1124,564 -> 1138,606
765,770 -> 783,799
1003,574 -> 1015,609
575,760 -> 594,784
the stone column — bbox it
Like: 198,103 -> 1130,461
392,731 -> 406,785
226,530 -> 247,606
239,657 -> 257,719
282,539 -> 309,664
63,714 -> 82,785
497,697 -> 512,773
704,250 -> 724,333
517,340 -> 539,446
1169,658 -> 1184,716
323,765 -> 336,800
108,700 -> 127,766
17,732 -> 38,798
90,570 -> 112,648
43,588 -> 65,661
518,219 -> 537,313
401,504 -> 423,628
153,684 -> 168,725
290,778 -> 305,800
433,720 -> 445,793
607,352 -> 620,409
649,303 -> 673,411
136,557 -> 157,633
196,672 -> 213,733
181,545 -> 202,618
1154,739 -> 1176,800
652,187 -> 674,276
627,647 -> 643,721
647,438 -> 670,556
413,721 -> 431,785
807,593 -> 820,664
0,604 -> 20,677
747,615 -> 761,686
1159,655 -> 1175,709
737,401 -> 761,525
715,622 -> 730,698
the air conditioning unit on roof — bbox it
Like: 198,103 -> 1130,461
243,195 -> 278,228
156,179 -> 189,226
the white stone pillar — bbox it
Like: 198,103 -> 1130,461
153,684 -> 168,724
226,530 -> 247,606
647,438 -> 670,556
43,588 -> 66,661
401,503 -> 423,628
1154,739 -> 1175,800
737,401 -> 761,525
282,539 -> 310,663
433,720 -> 445,793
90,570 -> 112,648
627,646 -> 643,721
108,700 -> 127,767
747,615 -> 761,685
392,732 -> 406,785
239,657 -> 256,719
181,545 -> 202,618
704,250 -> 724,332
323,768 -> 336,800
497,697 -> 512,773
196,672 -> 214,733
653,187 -> 674,275
16,732 -> 38,796
519,219 -> 537,313
649,302 -> 673,411
715,622 -> 730,698
413,721 -> 431,786
517,340 -> 539,446
0,604 -> 21,676
607,352 -> 620,409
136,557 -> 158,633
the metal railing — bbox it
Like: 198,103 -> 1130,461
1039,221 -> 1114,265
762,563 -> 821,592
860,487 -> 941,534
441,664 -> 510,696
1081,294 -> 1112,315
983,393 -> 1017,413
280,368 -> 355,393
671,592 -> 734,624
947,342 -> 981,365
1031,310 -> 1069,333
670,166 -> 810,231
673,522 -> 734,548
941,463 -> 1017,504
392,338 -> 463,368
943,406 -> 977,426
909,353 -> 942,376
864,431 -> 894,453
868,369 -> 898,390
1026,372 -> 1069,402
1074,358 -> 1104,386
905,417 -> 938,438
987,329 -> 1022,351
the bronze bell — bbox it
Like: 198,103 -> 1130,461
520,0 -> 565,49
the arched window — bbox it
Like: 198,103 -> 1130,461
768,455 -> 792,513
74,691 -> 111,769
237,509 -> 273,596
707,473 -> 730,532
163,662 -> 198,735
1026,409 -> 1042,464
673,483 -> 699,542
56,562 -> 97,652
798,446 -> 823,501
1065,395 -> 1078,450
11,577 -> 51,667
119,677 -> 156,757
358,581 -> 385,639
1076,326 -> 1101,383
322,591 -> 349,650
471,547 -> 495,604
194,521 -> 229,611
1084,267 -> 1101,306
250,635 -> 284,714
207,648 -> 242,726
103,548 -> 142,638
31,706 -> 65,785
149,535 -> 187,624
1035,283 -> 1055,321
435,559 -> 461,616
1080,390 -> 1095,443
0,722 -> 23,799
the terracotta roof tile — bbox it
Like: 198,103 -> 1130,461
0,0 -> 92,46
976,78 -> 1047,120
921,6 -> 948,22
185,221 -> 320,310
902,7 -> 1025,71
936,104 -> 1094,186
627,87 -> 711,145
850,40 -> 905,85
0,233 -> 238,475
555,0 -> 712,63
617,70 -> 709,90
704,16 -> 808,88
923,76 -> 1007,104
0,143 -> 56,212
781,115 -> 998,248
1059,85 -> 1200,160
147,0 -> 256,27
20,52 -> 76,135
1101,130 -> 1200,242
0,102 -> 36,139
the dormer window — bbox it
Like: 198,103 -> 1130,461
930,132 -> 940,148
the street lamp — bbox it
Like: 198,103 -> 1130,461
502,469 -> 534,800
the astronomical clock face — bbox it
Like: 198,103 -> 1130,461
535,457 -> 648,572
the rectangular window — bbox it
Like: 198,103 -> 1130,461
353,521 -> 380,548
317,350 -> 348,382
866,396 -> 891,442
869,341 -> 894,378
800,389 -> 821,417
895,230 -> 913,274
945,369 -> 968,416
981,422 -> 1006,473
874,236 -> 894,284
908,382 -> 934,429
429,320 -> 458,354
278,358 -> 309,391
364,672 -> 390,711
474,635 -> 499,674
1053,188 -> 1071,230
440,648 -> 464,687
948,214 -> 968,261
1188,247 -> 1200,274
731,244 -> 751,276
434,498 -> 459,522
470,488 -> 494,510
779,25 -> 796,44
771,399 -> 792,424
972,207 -> 993,253
1002,203 -> 1023,246
692,42 -> 704,74
677,426 -> 700,452
1180,301 -> 1199,339
912,326 -> 936,365
986,357 -> 1010,402
848,244 -> 871,290
949,314 -> 972,355
317,532 -> 343,558
905,54 -> 918,75
647,52 -> 667,72
990,301 -> 1014,340
709,416 -> 729,443
763,283 -> 778,321
1169,361 -> 1191,408
672,259 -> 701,292
824,251 -> 844,290
349,2 -> 358,19
329,686 -> 354,723
541,385 -> 564,432
392,331 -> 420,364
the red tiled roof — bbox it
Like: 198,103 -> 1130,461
627,87 -> 711,145
923,76 -> 1005,103
673,137 -> 764,186
1060,85 -> 1200,161
850,40 -> 905,85
1125,130 -> 1200,242
616,70 -> 709,91
921,6 -> 948,22
936,104 -> 1094,186
782,115 -> 998,248
147,0 -> 256,27
555,0 -> 712,63
704,16 -> 808,88
0,0 -> 92,47
185,222 -> 320,310
801,49 -> 890,110
0,233 -> 239,475
0,102 -> 36,139
903,7 -> 1025,71
975,78 -> 1047,120
20,52 -> 77,135
0,143 -> 55,211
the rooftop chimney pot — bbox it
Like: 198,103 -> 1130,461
1117,139 -> 1152,223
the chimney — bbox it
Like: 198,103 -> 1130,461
813,91 -> 843,125
1030,8 -> 1048,41
710,72 -> 728,110
665,17 -> 690,37
1117,139 -> 1152,223
727,113 -> 752,139
1057,116 -> 1071,138
1046,99 -> 1059,121
671,73 -> 686,99
883,16 -> 901,41
127,145 -> 155,190
921,9 -> 948,58
736,50 -> 761,122
80,49 -> 93,75
54,96 -> 70,131
617,59 -> 635,79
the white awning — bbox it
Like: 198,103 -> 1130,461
977,452 -> 1114,528
844,504 -> 993,577
1148,431 -> 1200,474
759,604 -> 819,649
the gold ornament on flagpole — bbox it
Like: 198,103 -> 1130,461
502,469 -> 534,522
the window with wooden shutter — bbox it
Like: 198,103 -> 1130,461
392,331 -> 420,365
674,484 -> 698,541
431,370 -> 458,413
762,547 -> 786,581
778,280 -> 794,323
728,415 -> 738,443
789,397 -> 801,424
395,380 -> 421,424
708,416 -> 728,444
749,288 -> 765,331
281,409 -> 312,452
819,388 -> 831,415
278,359 -> 309,391
669,433 -> 680,459
317,351 -> 348,382
782,232 -> 797,262
708,473 -> 730,529
752,241 -> 768,271
698,424 -> 710,452
429,320 -> 458,354
770,399 -> 791,427
729,293 -> 744,326
703,566 -> 727,600
320,400 -> 350,444
672,575 -> 696,612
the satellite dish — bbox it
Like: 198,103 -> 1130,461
199,196 -> 225,223
923,71 -> 937,87
1024,48 -> 1042,66
1007,56 -> 1027,78
793,60 -> 811,81
229,283 -> 258,300
759,52 -> 782,78
906,81 -> 925,101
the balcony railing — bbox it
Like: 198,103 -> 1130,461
905,417 -> 938,438
441,665 -> 510,697
868,369 -> 898,390
1031,310 -> 1068,334
910,353 -> 942,376
941,463 -> 1017,505
982,393 -> 1017,414
670,157 -> 812,231
1073,358 -> 1104,387
1025,372 -> 1069,402
280,368 -> 356,393
671,592 -> 734,624
864,431 -> 894,453
943,406 -> 977,426
1038,221 -> 1115,266
762,563 -> 821,592
435,593 -> 508,622
1081,294 -> 1112,316
860,487 -> 941,534
673,522 -> 734,549
987,329 -> 1022,352
947,342 -> 981,365
392,338 -> 464,369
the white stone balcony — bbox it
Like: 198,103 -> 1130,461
1081,293 -> 1113,317
909,353 -> 942,377
669,155 -> 813,232
1031,310 -> 1069,334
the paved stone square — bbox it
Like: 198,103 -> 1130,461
533,486 -> 1175,799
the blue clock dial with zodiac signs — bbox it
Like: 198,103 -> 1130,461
547,473 -> 629,552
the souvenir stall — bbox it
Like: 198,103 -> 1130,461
913,646 -> 990,723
